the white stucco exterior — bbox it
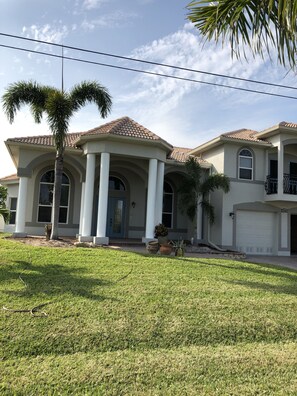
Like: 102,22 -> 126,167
2,117 -> 297,256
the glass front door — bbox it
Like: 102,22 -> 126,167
106,197 -> 126,238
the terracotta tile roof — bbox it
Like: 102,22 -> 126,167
0,174 -> 18,182
221,128 -> 265,143
7,133 -> 82,148
79,116 -> 164,142
279,121 -> 297,128
168,147 -> 208,164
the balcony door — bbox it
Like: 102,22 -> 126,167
290,163 -> 297,194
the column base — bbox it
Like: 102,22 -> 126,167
79,236 -> 93,243
142,237 -> 157,244
13,232 -> 28,238
277,250 -> 290,256
93,236 -> 109,245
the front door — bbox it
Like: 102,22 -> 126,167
291,215 -> 297,253
106,197 -> 126,238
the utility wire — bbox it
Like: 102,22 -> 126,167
1,43 -> 297,101
0,31 -> 296,92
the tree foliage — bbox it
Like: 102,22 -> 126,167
179,157 -> 230,224
2,80 -> 112,239
187,0 -> 297,68
0,185 -> 9,223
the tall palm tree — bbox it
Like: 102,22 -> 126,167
0,185 -> 9,224
2,80 -> 112,239
187,1 -> 297,69
179,157 -> 230,238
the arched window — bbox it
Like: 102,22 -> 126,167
162,181 -> 173,228
239,149 -> 253,180
109,176 -> 126,191
38,170 -> 70,223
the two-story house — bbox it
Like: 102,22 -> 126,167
1,117 -> 297,256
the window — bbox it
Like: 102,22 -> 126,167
9,197 -> 17,225
239,149 -> 253,180
109,176 -> 126,191
38,170 -> 70,223
162,181 -> 173,228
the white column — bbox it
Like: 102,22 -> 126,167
14,176 -> 29,237
155,161 -> 165,225
80,153 -> 96,240
94,152 -> 110,245
196,196 -> 203,240
143,158 -> 158,242
277,142 -> 283,195
78,182 -> 85,235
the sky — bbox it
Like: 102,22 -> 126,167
1,0 -> 297,178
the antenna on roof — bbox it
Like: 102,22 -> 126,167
61,43 -> 64,93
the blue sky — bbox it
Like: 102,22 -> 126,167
1,0 -> 297,177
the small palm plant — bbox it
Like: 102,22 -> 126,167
179,157 -> 230,237
0,186 -> 9,224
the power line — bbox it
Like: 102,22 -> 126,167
1,31 -> 296,92
1,43 -> 297,101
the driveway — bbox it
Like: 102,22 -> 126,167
245,255 -> 297,271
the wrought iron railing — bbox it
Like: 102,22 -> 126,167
265,174 -> 297,195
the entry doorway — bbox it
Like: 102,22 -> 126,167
106,197 -> 126,238
290,215 -> 297,253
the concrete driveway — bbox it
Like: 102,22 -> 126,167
245,255 -> 297,271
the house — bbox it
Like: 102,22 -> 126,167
1,117 -> 297,256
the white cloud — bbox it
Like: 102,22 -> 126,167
22,24 -> 69,46
81,10 -> 139,30
115,23 -> 297,146
82,0 -> 107,10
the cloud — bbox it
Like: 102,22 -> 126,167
22,24 -> 69,46
82,0 -> 107,10
81,10 -> 139,30
115,23 -> 297,146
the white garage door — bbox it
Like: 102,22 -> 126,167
236,211 -> 275,255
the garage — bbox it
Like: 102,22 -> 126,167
235,210 -> 276,255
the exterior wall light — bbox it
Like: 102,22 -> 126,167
131,201 -> 136,208
229,212 -> 235,219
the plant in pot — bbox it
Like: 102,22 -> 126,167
154,223 -> 168,245
171,239 -> 186,257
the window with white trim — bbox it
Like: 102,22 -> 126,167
162,181 -> 173,228
9,197 -> 17,225
239,149 -> 253,180
37,170 -> 70,223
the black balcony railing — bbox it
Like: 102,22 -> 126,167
265,174 -> 297,195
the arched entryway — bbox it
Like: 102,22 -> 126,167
106,176 -> 128,238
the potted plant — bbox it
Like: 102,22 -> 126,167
146,240 -> 159,254
154,223 -> 168,245
171,239 -> 186,257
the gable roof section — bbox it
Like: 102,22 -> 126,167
190,127 -> 272,155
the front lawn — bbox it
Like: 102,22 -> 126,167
1,235 -> 297,395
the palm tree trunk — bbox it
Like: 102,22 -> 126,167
50,149 -> 64,240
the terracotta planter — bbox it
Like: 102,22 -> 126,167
146,241 -> 159,254
159,244 -> 172,255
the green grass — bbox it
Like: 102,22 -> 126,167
1,235 -> 297,395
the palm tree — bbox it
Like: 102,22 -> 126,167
187,1 -> 297,69
179,157 -> 230,238
0,185 -> 9,223
2,80 -> 112,239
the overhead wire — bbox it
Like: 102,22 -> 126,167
0,34 -> 297,100
0,32 -> 296,91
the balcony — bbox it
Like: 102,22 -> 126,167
265,174 -> 297,195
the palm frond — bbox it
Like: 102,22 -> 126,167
187,0 -> 297,68
70,81 -> 112,118
200,173 -> 230,194
2,81 -> 49,123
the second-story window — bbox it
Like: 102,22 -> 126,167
239,149 -> 253,180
